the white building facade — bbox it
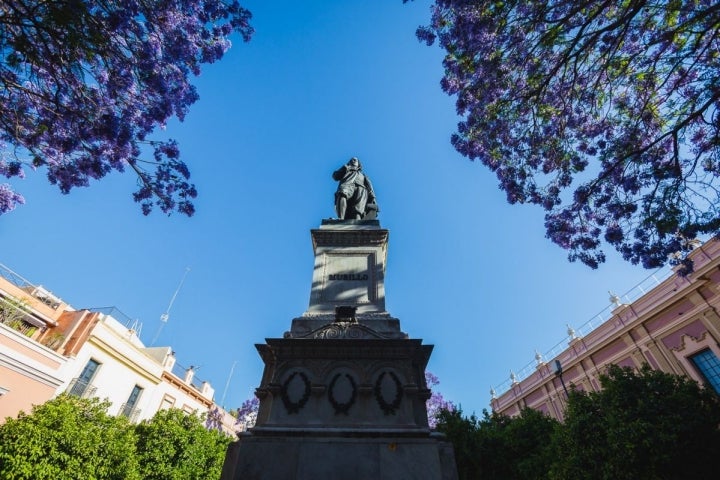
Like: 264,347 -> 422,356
0,264 -> 234,434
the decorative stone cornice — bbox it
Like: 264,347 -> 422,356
311,229 -> 388,248
257,339 -> 432,362
293,312 -> 398,321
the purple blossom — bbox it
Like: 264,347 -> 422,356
234,396 -> 259,430
413,0 -> 720,270
0,184 -> 25,214
0,0 -> 254,216
425,371 -> 455,429
205,406 -> 224,432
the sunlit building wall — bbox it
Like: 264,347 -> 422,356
0,265 -> 221,428
492,239 -> 720,420
54,310 -> 215,422
0,266 -> 68,420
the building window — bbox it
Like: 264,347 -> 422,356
160,394 -> 175,410
68,359 -> 100,398
120,385 -> 143,422
690,349 -> 720,394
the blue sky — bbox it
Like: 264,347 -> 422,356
1,0 -> 664,416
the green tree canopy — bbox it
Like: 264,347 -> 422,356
0,395 -> 231,480
436,407 -> 558,480
438,365 -> 720,479
551,364 -> 720,480
134,408 -> 231,480
0,394 -> 139,480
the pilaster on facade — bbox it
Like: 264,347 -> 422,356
493,239 -> 720,420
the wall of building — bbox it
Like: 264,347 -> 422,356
0,263 -> 222,427
0,323 -> 67,421
54,312 -> 215,423
0,266 -> 68,422
492,239 -> 720,420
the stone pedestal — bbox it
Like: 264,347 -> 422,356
220,220 -> 457,480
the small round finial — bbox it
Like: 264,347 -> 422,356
567,324 -> 577,340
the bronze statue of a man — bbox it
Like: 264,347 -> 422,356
333,157 -> 378,220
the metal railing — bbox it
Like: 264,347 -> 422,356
191,376 -> 204,391
171,361 -> 188,379
66,378 -> 98,399
119,403 -> 142,422
0,317 -> 37,336
170,361 -> 208,391
0,263 -> 62,309
90,306 -> 136,326
89,306 -> 144,339
492,265 -> 673,398
0,297 -> 37,336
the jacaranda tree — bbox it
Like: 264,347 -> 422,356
234,395 -> 259,430
425,371 -> 456,428
0,0 -> 253,216
414,0 -> 720,271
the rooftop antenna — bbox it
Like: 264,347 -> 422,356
220,360 -> 237,408
150,267 -> 190,346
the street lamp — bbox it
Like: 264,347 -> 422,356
554,360 -> 569,397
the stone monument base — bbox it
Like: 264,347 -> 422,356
220,430 -> 457,480
219,217 -> 458,480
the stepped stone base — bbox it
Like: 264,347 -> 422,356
220,431 -> 457,480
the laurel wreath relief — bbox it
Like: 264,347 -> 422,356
374,371 -> 403,415
280,371 -> 311,414
328,373 -> 358,415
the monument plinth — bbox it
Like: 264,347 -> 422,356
220,160 -> 457,480
288,219 -> 406,340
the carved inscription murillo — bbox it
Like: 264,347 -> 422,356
320,252 -> 375,304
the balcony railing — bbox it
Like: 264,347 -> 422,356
0,263 -> 62,309
66,378 -> 97,398
0,316 -> 37,337
171,361 -> 209,392
119,403 -> 142,422
0,297 -> 38,336
492,265 -> 672,398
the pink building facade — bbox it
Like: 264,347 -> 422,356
0,267 -> 68,418
492,239 -> 720,420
